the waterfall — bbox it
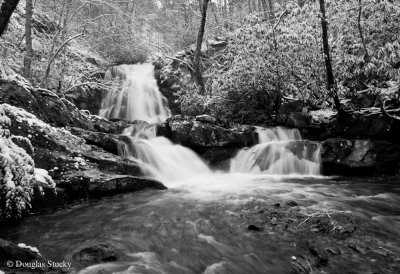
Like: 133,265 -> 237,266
99,64 -> 171,123
230,127 -> 321,175
100,63 -> 321,183
100,64 -> 210,182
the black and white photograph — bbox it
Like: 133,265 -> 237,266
0,0 -> 400,273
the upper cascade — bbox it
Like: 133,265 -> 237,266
230,127 -> 321,175
99,63 -> 171,123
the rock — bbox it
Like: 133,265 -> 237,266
286,200 -> 298,207
0,238 -> 49,272
291,255 -> 312,274
0,78 -> 92,129
195,114 -> 218,125
326,246 -> 341,255
68,127 -> 120,155
247,224 -> 262,231
66,87 -> 107,116
276,102 -> 336,140
59,170 -> 166,199
10,135 -> 34,155
348,243 -> 368,254
72,243 -> 120,264
306,240 -> 329,266
0,238 -> 42,261
2,104 -> 164,211
0,77 -> 133,134
321,138 -> 400,175
159,115 -> 257,148
157,115 -> 257,164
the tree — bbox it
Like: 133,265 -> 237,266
318,0 -> 341,112
23,0 -> 33,78
0,0 -> 20,37
193,0 -> 210,94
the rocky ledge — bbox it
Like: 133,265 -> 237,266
157,114 -> 257,167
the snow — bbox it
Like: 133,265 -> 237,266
17,243 -> 41,255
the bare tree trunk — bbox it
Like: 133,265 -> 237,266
194,0 -> 210,94
23,0 -> 33,79
248,0 -> 252,13
357,0 -> 369,62
319,0 -> 341,112
0,0 -> 21,37
260,0 -> 268,19
267,0 -> 275,20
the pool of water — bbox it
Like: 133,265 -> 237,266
1,174 -> 399,273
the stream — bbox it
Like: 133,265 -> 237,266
1,175 -> 399,273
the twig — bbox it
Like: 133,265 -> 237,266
164,55 -> 195,73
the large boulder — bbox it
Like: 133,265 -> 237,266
157,115 -> 257,164
321,138 -> 400,175
159,115 -> 256,148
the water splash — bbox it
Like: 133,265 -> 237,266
230,127 -> 321,175
119,124 -> 211,182
99,64 -> 171,123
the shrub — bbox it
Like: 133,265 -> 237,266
0,106 -> 35,219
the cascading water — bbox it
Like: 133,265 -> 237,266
99,64 -> 171,123
230,127 -> 321,175
100,64 -> 211,182
100,63 -> 321,183
118,124 -> 210,182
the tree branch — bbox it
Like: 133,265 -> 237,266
164,55 -> 195,73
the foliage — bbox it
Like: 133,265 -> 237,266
173,0 -> 400,124
0,105 -> 34,219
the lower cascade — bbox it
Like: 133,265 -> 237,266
118,124 -> 211,182
230,127 -> 321,175
100,63 -> 321,182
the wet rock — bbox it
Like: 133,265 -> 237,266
160,115 -> 256,148
286,200 -> 298,207
157,115 -> 256,164
348,243 -> 368,254
68,127 -> 120,155
247,224 -> 262,231
72,243 -> 120,264
321,138 -> 400,175
59,170 -> 166,199
306,240 -> 329,266
326,246 -> 341,255
273,203 -> 281,208
66,86 -> 107,116
291,255 -> 312,274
